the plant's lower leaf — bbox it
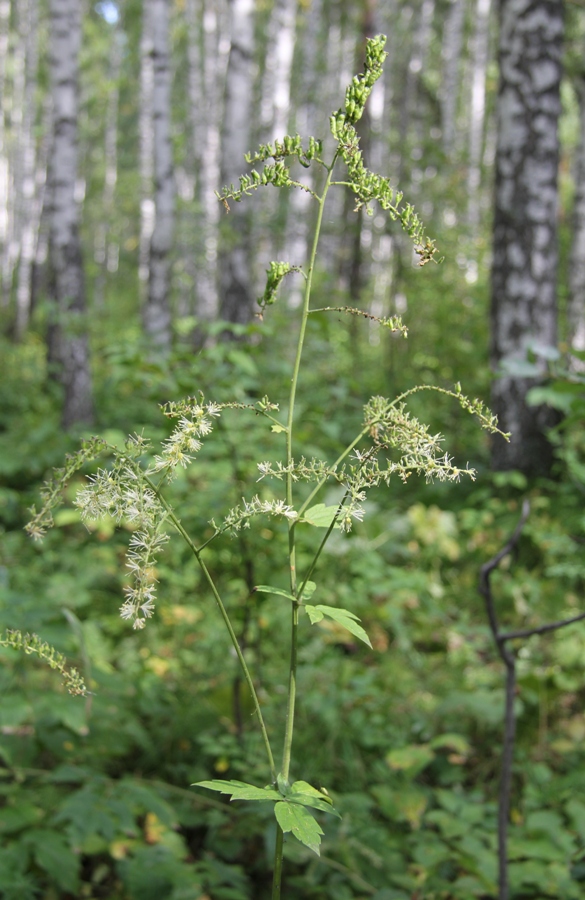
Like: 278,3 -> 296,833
305,604 -> 372,648
253,585 -> 295,602
193,780 -> 281,802
289,781 -> 341,817
274,800 -> 323,855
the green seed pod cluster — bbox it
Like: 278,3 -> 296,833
245,134 -> 323,168
343,33 -> 387,125
217,161 -> 294,204
257,261 -> 302,314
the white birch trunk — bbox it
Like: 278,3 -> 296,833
466,0 -> 492,232
47,0 -> 93,426
284,0 -> 321,306
93,20 -> 122,309
490,0 -> 563,474
138,0 -> 154,305
568,76 -> 585,368
185,0 -> 229,323
0,0 -> 10,308
142,0 -> 175,351
219,0 -> 255,324
15,0 -> 40,337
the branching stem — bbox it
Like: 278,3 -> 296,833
143,472 -> 277,783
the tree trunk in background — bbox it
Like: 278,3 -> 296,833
186,0 -> 229,325
490,0 -> 563,475
142,0 -> 174,351
339,1 -> 376,305
397,0 -> 435,184
15,0 -> 40,338
138,1 -> 154,307
441,0 -> 466,155
568,75 -> 585,367
93,17 -> 122,310
466,0 -> 491,233
219,0 -> 255,325
284,0 -> 322,306
46,0 -> 93,427
0,0 -> 10,312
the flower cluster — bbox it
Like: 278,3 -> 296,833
149,400 -> 221,478
256,457 -> 336,483
221,495 -> 298,535
75,459 -> 169,630
121,528 -> 170,629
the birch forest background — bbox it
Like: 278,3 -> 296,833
2,0 -> 585,897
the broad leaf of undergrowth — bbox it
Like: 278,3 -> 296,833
274,801 -> 324,855
305,604 -> 372,648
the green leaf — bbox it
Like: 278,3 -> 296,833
304,604 -> 372,648
305,605 -> 324,624
253,585 -> 295,602
192,780 -> 281,802
288,781 -> 341,817
27,830 -> 80,893
271,424 -> 287,434
301,581 -> 317,600
302,503 -> 338,527
429,732 -> 471,755
274,801 -> 324,855
386,744 -> 435,775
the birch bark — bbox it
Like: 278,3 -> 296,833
93,19 -> 122,309
186,0 -> 229,324
142,0 -> 175,351
0,0 -> 10,310
219,0 -> 255,324
47,0 -> 93,426
568,75 -> 585,366
490,0 -> 563,474
466,0 -> 492,231
15,0 -> 40,337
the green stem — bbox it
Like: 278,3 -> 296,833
272,826 -> 285,899
143,473 -> 277,784
270,153 -> 339,900
282,156 -> 338,776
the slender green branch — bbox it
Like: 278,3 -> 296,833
142,472 -> 277,783
298,489 -> 352,600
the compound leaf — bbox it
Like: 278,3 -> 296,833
289,781 -> 341,817
274,801 -> 324,855
304,604 -> 372,648
193,780 -> 281,802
